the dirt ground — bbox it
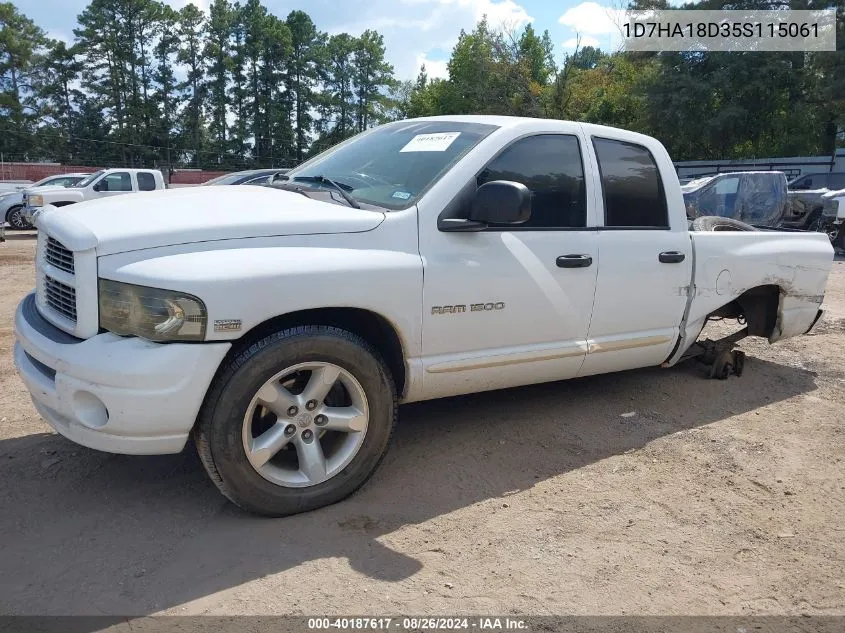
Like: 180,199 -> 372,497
0,231 -> 843,617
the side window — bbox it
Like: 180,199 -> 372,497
100,172 -> 132,192
829,174 -> 845,190
698,175 -> 741,217
593,137 -> 669,228
713,176 -> 740,195
137,172 -> 156,191
477,134 -> 586,229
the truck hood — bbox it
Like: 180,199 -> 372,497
37,186 -> 386,256
31,186 -> 83,198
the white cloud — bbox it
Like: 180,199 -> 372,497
415,54 -> 450,80
558,2 -> 628,52
163,0 -> 210,12
335,0 -> 532,79
47,30 -> 72,44
562,34 -> 600,50
559,2 -> 625,35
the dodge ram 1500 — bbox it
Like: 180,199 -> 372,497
13,116 -> 833,516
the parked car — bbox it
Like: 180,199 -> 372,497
13,116 -> 833,516
0,180 -> 33,194
202,169 -> 288,186
782,172 -> 845,229
681,171 -> 787,227
2,173 -> 91,230
22,168 -> 166,226
817,188 -> 845,252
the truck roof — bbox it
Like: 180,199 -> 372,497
99,168 -> 162,173
408,115 -> 660,147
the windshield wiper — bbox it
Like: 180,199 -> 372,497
279,175 -> 361,209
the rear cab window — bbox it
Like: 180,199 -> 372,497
592,137 -> 669,229
137,172 -> 157,191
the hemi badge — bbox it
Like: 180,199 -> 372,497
214,319 -> 242,332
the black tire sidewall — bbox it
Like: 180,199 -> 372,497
835,227 -> 845,251
7,206 -> 28,230
203,328 -> 395,516
804,208 -> 822,230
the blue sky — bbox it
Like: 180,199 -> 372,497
17,0 -> 633,80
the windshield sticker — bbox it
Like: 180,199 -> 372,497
392,191 -> 412,200
400,132 -> 460,153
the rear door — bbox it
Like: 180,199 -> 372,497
578,134 -> 692,377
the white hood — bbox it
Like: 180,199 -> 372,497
37,186 -> 385,256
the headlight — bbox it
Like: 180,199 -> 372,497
98,280 -> 207,342
822,199 -> 839,217
29,194 -> 44,207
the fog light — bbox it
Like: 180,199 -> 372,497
72,391 -> 109,429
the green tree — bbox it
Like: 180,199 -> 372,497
323,32 -> 356,139
0,1 -> 47,158
353,30 -> 395,130
205,0 -> 233,162
38,39 -> 84,160
177,3 -> 206,166
152,4 -> 180,171
286,10 -> 324,161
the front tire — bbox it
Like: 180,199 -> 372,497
195,326 -> 397,516
6,206 -> 32,230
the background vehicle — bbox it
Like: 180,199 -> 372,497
202,169 -> 289,186
22,169 -> 166,224
2,173 -> 91,230
818,189 -> 845,252
681,171 -> 787,227
782,172 -> 845,229
0,180 -> 33,194
13,116 -> 833,517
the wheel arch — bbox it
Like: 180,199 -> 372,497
213,307 -> 408,399
707,284 -> 781,338
4,203 -> 23,222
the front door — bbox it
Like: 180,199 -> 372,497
419,132 -> 601,400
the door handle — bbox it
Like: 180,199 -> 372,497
556,254 -> 593,268
659,251 -> 686,263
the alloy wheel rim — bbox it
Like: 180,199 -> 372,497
8,209 -> 24,229
241,362 -> 369,488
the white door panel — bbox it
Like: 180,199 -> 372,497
420,230 -> 598,398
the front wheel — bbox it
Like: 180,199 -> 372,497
6,206 -> 32,230
195,326 -> 397,516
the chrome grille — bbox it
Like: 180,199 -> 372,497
45,237 -> 74,273
44,275 -> 77,322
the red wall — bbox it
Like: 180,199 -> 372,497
0,162 -> 228,185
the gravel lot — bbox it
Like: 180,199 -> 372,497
0,231 -> 843,616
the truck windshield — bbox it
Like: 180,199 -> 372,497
285,120 -> 499,210
74,171 -> 105,188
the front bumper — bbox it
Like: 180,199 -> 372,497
13,293 -> 231,454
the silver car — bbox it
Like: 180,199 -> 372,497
2,173 -> 91,230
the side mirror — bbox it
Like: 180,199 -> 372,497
92,182 -> 101,192
471,180 -> 531,224
439,180 -> 532,232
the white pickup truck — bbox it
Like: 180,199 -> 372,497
21,168 -> 166,224
13,116 -> 833,516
